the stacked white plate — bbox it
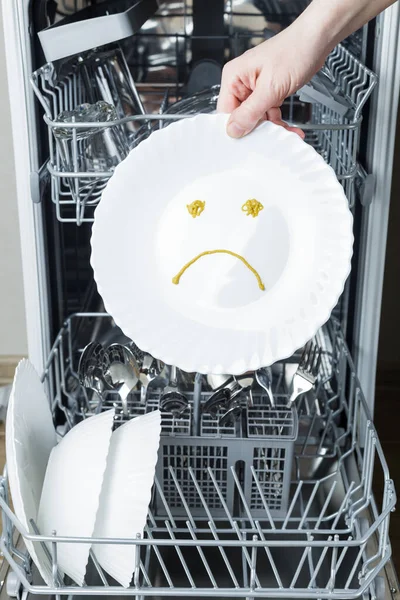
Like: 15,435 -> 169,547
93,410 -> 162,587
6,359 -> 57,585
37,409 -> 115,585
7,361 -> 162,588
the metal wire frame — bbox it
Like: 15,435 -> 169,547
37,312 -> 300,517
30,40 -> 377,224
0,315 -> 395,597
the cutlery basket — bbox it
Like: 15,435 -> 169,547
154,398 -> 298,519
95,389 -> 298,519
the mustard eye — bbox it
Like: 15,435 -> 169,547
187,200 -> 205,218
242,199 -> 264,218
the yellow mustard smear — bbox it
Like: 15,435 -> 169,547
172,250 -> 265,291
242,198 -> 264,218
187,200 -> 205,218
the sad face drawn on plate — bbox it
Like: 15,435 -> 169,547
172,199 -> 266,291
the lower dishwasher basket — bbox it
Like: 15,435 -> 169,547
0,317 -> 396,598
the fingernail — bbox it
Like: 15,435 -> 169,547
227,121 -> 246,138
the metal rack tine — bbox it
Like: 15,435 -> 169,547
154,476 -> 176,529
29,519 -> 63,588
88,549 -> 109,586
289,535 -> 314,589
188,468 -> 241,589
208,521 -> 240,589
282,481 -> 303,529
254,521 -> 283,589
186,521 -> 218,588
330,481 -> 356,529
249,467 -> 276,530
140,558 -> 152,588
307,536 -> 333,589
167,466 -> 196,528
298,481 -> 322,530
206,467 -> 261,589
207,468 -> 235,527
314,481 -> 338,529
144,524 -> 173,588
328,536 -> 352,589
326,534 -> 339,591
134,533 -> 141,589
165,521 -> 196,588
231,521 -> 262,589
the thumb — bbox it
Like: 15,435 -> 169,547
227,84 -> 275,139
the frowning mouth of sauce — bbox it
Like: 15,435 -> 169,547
172,249 -> 265,291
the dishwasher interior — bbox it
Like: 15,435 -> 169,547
0,1 -> 396,599
0,316 -> 395,598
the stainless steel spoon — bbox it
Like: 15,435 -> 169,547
129,341 -> 145,365
139,353 -> 155,403
219,397 -> 242,427
255,367 -> 275,407
78,342 -> 109,412
202,387 -> 231,418
160,366 -> 188,417
104,344 -> 140,416
206,373 -> 232,391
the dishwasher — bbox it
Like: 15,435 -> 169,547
1,1 -> 400,599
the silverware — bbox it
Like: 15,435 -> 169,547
219,397 -> 242,427
129,341 -> 145,365
225,378 -> 245,400
255,367 -> 275,407
236,372 -> 254,390
206,373 -> 232,391
78,342 -> 109,412
139,354 -> 155,403
287,341 -> 321,408
104,344 -> 140,417
203,388 -> 231,418
160,366 -> 188,417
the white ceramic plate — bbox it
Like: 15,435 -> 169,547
93,410 -> 161,587
37,409 -> 115,586
6,359 -> 57,585
91,114 -> 353,374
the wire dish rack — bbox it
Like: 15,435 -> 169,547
107,391 -> 298,518
0,316 -> 395,598
30,38 -> 377,224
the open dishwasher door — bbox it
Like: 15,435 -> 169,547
1,1 -> 400,599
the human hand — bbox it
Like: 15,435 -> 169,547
217,25 -> 327,139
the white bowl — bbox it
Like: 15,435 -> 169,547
93,410 -> 161,587
6,359 -> 57,585
37,409 -> 115,586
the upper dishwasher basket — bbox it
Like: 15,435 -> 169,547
30,41 -> 377,225
0,317 -> 396,598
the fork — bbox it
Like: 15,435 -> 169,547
286,341 -> 321,408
